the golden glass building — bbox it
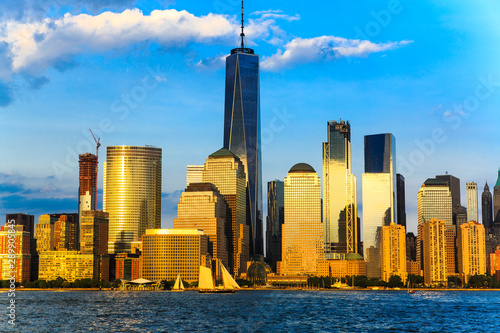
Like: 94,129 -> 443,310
202,148 -> 249,277
323,120 -> 357,257
142,229 -> 209,282
39,251 -> 95,282
281,163 -> 324,276
186,165 -> 204,187
35,214 -> 55,252
174,183 -> 229,269
54,215 -> 78,251
457,221 -> 486,284
380,223 -> 407,283
422,219 -> 447,286
103,146 -> 162,254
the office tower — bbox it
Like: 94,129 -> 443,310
186,165 -> 204,187
444,226 -> 457,276
396,174 -> 407,229
35,214 -> 55,252
223,5 -> 262,257
39,251 -> 95,282
421,219 -> 447,286
115,253 -> 142,281
79,153 -> 97,245
362,133 -> 396,279
103,146 -> 162,254
281,163 -> 324,276
466,182 -> 478,222
457,221 -> 486,284
380,223 -> 407,283
0,225 -> 31,282
54,215 -> 78,251
142,229 -> 209,282
482,182 -> 493,230
406,232 -> 417,261
202,148 -> 249,276
266,180 -> 284,272
174,183 -> 229,270
323,120 -> 357,257
436,174 -> 461,225
494,170 -> 500,226
456,206 -> 468,228
80,210 -> 110,281
6,213 -> 37,281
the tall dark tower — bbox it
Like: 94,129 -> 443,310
494,170 -> 500,229
482,182 -> 493,231
396,174 -> 407,229
223,1 -> 263,257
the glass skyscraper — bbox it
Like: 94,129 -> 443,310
362,133 -> 396,279
396,174 -> 407,229
322,120 -> 357,257
266,180 -> 284,272
223,39 -> 263,257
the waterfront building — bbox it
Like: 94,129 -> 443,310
490,246 -> 500,277
482,182 -> 493,231
396,174 -> 407,229
80,210 -> 110,281
202,148 -> 249,276
223,9 -> 263,257
35,214 -> 55,252
494,170 -> 500,228
265,180 -> 284,272
186,165 -> 204,187
406,232 -> 417,261
380,223 -> 407,283
79,153 -> 97,245
323,120 -> 358,257
0,225 -> 31,282
362,133 -> 396,279
103,146 -> 162,254
457,221 -> 486,284
6,213 -> 37,281
38,251 -> 95,282
327,254 -> 367,280
421,219 -> 447,286
406,260 -> 421,276
115,253 -> 142,281
141,229 -> 209,283
174,183 -> 229,269
54,214 -> 78,251
280,163 -> 324,276
466,182 -> 478,223
445,226 -> 457,276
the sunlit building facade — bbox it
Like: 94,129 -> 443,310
266,180 -> 284,272
202,148 -> 249,277
362,133 -> 396,279
457,221 -> 486,284
103,146 -> 162,254
115,253 -> 142,281
174,183 -> 229,269
323,120 -> 357,257
186,165 -> 204,187
79,153 -> 97,245
0,225 -> 31,282
54,215 -> 78,251
35,214 -> 55,252
80,210 -> 110,281
281,163 -> 324,276
380,223 -> 407,283
39,251 -> 95,282
466,182 -> 478,223
422,219 -> 447,286
142,229 -> 209,283
490,246 -> 500,276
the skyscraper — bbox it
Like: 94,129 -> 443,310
494,170 -> 500,227
457,221 -> 486,284
466,182 -> 478,222
422,219 -> 448,286
103,146 -> 162,254
80,210 -> 110,281
323,120 -> 357,257
223,3 -> 262,256
186,165 -> 204,187
202,148 -> 249,276
436,173 -> 461,225
281,163 -> 324,276
266,180 -> 284,272
396,174 -> 407,229
380,223 -> 407,283
482,182 -> 493,230
362,133 -> 396,279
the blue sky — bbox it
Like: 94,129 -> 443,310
1,0 -> 499,235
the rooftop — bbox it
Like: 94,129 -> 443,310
208,148 -> 239,160
288,163 -> 316,173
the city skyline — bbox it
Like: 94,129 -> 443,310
1,1 -> 500,236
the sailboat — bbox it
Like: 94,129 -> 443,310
198,264 -> 240,293
172,274 -> 185,292
407,279 -> 415,294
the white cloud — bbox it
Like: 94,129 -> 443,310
261,36 -> 412,71
195,54 -> 227,71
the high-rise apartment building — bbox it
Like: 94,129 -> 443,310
35,214 -> 56,252
323,120 -> 357,257
281,163 -> 324,276
406,232 -> 417,261
362,133 -> 396,279
186,165 -> 204,187
80,210 -> 110,281
380,223 -> 407,283
174,183 -> 229,269
466,182 -> 478,223
0,225 -> 31,282
482,182 -> 493,230
266,180 -> 284,272
396,174 -> 407,229
6,213 -> 37,281
142,229 -> 209,282
223,10 -> 263,257
103,146 -> 162,254
79,153 -> 97,245
202,148 -> 249,276
421,219 -> 447,286
457,221 -> 486,284
54,215 -> 78,251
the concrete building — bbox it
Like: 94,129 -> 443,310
38,251 -> 95,282
186,165 -> 204,187
0,225 -> 31,282
6,213 -> 37,281
54,215 -> 78,251
35,214 -> 56,252
381,223 -> 407,283
80,210 -> 110,281
115,253 -> 142,281
421,219 -> 447,286
457,221 -> 486,284
466,182 -> 478,223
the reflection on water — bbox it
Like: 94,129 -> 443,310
5,290 -> 500,332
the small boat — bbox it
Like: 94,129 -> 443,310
172,274 -> 185,292
407,279 -> 415,294
198,264 -> 240,293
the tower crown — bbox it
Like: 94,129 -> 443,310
231,0 -> 254,55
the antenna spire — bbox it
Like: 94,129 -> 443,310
240,0 -> 245,49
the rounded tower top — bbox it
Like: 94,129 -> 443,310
288,163 -> 316,173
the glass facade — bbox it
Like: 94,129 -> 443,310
323,120 -> 357,256
223,49 -> 263,257
482,182 -> 493,230
265,180 -> 284,272
103,146 -> 162,254
396,174 -> 406,229
281,164 -> 324,276
362,133 -> 396,279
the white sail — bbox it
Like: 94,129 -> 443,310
179,278 -> 185,290
199,266 -> 214,290
173,274 -> 184,290
221,264 -> 240,289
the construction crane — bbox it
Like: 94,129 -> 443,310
89,129 -> 101,211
